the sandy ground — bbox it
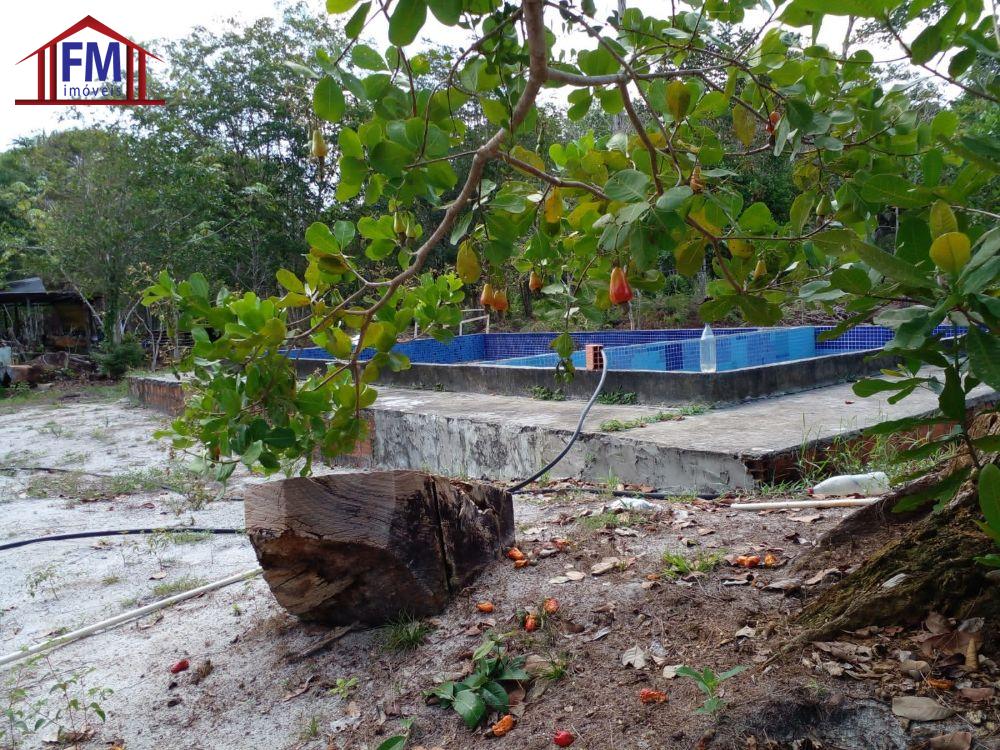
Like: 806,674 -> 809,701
1,386 -> 997,750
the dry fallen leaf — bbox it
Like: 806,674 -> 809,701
891,696 -> 954,721
565,570 -> 586,581
591,557 -> 620,576
662,664 -> 683,679
804,568 -> 841,586
959,687 -> 994,702
927,731 -> 972,750
621,645 -> 647,669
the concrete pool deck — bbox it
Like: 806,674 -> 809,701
128,374 -> 997,493
343,378 -> 997,491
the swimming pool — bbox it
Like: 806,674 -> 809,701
294,325 -> 896,372
291,325 -> 907,405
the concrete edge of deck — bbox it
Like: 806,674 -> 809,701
128,374 -> 998,493
293,348 -> 895,406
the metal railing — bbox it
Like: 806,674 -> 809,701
413,308 -> 490,339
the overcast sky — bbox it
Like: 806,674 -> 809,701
1,0 -> 869,149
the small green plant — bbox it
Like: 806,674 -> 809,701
93,337 -> 146,378
599,411 -> 681,432
677,403 -> 712,416
25,565 -> 60,600
974,464 -> 1000,568
152,576 -> 207,599
426,634 -> 527,728
300,715 -> 321,740
596,389 -> 638,405
536,654 -> 570,681
100,575 -> 121,587
662,550 -> 725,579
380,616 -> 432,652
2,658 -> 112,748
529,385 -> 565,401
375,718 -> 414,750
39,421 -> 67,438
675,665 -> 746,714
327,677 -> 358,700
578,511 -> 643,530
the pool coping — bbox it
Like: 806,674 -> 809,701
293,346 -> 896,406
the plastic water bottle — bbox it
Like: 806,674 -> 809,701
811,472 -> 890,497
699,324 -> 717,373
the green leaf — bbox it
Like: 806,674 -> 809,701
789,193 -> 814,234
428,0 -> 461,24
370,141 -> 412,178
857,174 -> 932,209
345,2 -> 371,37
388,0 -> 427,46
785,99 -> 813,130
978,464 -> 1000,536
853,377 -> 922,397
738,202 -> 774,233
829,266 -> 871,294
452,689 -> 486,728
811,229 -> 863,256
324,227 -> 352,259
909,25 -> 941,64
351,44 -> 387,71
313,76 -> 345,121
339,128 -> 364,158
854,242 -> 935,289
551,332 -> 574,359
480,681 -> 509,711
893,467 -> 971,513
276,269 -> 304,294
938,367 -> 965,421
604,170 -> 651,202
736,295 -> 782,325
783,0 -> 899,18
674,239 -> 705,277
699,296 -> 737,322
931,111 -> 959,138
864,415 -> 950,436
375,737 -> 407,750
967,327 -> 1000,390
656,186 -> 693,212
929,200 -> 958,239
327,0 -> 360,11
305,222 -> 341,254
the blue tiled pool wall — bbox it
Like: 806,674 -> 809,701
290,324 -> 966,371
292,328 -> 746,365
496,326 -> 818,372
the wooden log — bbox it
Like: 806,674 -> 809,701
244,470 -> 514,626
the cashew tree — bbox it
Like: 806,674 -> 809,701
144,0 -> 999,621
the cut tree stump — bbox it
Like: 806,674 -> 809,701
244,470 -> 514,626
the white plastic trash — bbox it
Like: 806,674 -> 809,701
699,324 -> 717,373
609,498 -> 660,512
810,471 -> 890,498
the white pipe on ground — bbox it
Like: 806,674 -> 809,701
0,567 -> 262,669
730,498 -> 880,511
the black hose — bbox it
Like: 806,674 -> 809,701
0,527 -> 244,552
507,353 -> 609,493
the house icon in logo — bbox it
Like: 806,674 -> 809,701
15,15 -> 165,106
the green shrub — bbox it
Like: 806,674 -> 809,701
93,337 -> 146,378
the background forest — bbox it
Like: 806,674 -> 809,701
8,2 -> 991,343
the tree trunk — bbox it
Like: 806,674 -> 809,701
792,411 -> 1000,639
244,470 -> 514,626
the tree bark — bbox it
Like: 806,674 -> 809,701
244,470 -> 514,626
792,411 -> 1000,639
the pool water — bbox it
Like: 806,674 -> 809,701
293,325 -> 912,373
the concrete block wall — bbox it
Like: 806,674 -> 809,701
128,376 -> 186,416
